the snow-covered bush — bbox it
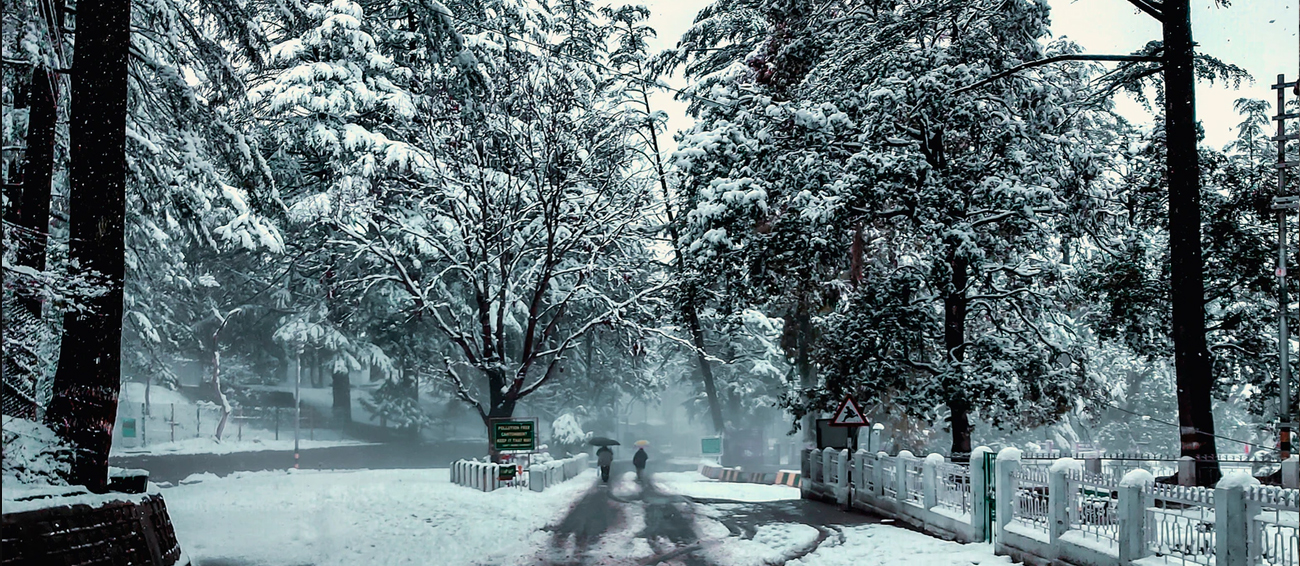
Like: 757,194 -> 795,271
2,416 -> 71,486
550,413 -> 590,456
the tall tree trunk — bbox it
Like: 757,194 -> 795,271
793,305 -> 817,449
1164,0 -> 1220,486
212,351 -> 232,441
43,0 -> 130,492
945,251 -> 972,458
482,367 -> 516,462
332,366 -> 351,425
685,292 -> 727,435
635,83 -> 727,436
17,66 -> 57,319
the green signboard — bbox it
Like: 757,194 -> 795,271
498,465 -> 518,481
121,418 -> 137,438
701,437 -> 722,455
492,420 -> 536,451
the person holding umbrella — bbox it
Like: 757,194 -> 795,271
633,440 -> 649,480
589,437 -> 619,483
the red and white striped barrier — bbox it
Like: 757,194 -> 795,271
697,464 -> 800,486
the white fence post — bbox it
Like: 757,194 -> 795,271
1178,456 -> 1197,487
870,424 -> 883,453
970,447 -> 991,542
1215,484 -> 1248,566
1283,456 -> 1298,488
1117,483 -> 1145,562
922,454 -> 939,509
896,452 -> 911,505
854,449 -> 868,493
1245,488 -> 1263,564
822,448 -> 834,485
875,452 -> 888,498
994,449 -> 1020,543
1048,468 -> 1069,544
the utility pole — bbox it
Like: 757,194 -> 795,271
1273,74 -> 1298,459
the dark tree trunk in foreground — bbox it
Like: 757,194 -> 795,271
17,66 -> 57,319
1163,0 -> 1220,485
44,0 -> 130,492
332,368 -> 351,425
793,306 -> 816,447
945,251 -> 972,458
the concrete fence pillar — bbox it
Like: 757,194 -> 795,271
854,450 -> 868,493
970,447 -> 991,542
1215,484 -> 1248,566
1117,484 -> 1146,562
1246,492 -> 1264,564
1178,456 -> 1197,487
1283,456 -> 1299,488
994,451 -> 1020,543
870,424 -> 883,453
822,448 -> 835,485
922,454 -> 939,510
896,453 -> 911,504
1048,468 -> 1069,544
1084,455 -> 1101,475
876,452 -> 889,498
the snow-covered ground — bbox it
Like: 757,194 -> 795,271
787,525 -> 1012,566
115,437 -> 370,456
164,467 -> 594,566
654,470 -> 802,502
161,466 -> 1010,566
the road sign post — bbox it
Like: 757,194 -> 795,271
828,395 -> 869,452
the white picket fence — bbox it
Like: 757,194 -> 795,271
528,454 -> 590,492
450,459 -> 509,492
800,448 -> 1299,566
450,453 -> 590,493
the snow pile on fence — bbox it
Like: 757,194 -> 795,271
528,453 -> 589,492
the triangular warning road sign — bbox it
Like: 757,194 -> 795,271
829,395 -> 868,427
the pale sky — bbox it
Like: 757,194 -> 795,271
635,0 -> 1299,152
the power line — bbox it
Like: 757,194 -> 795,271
1104,402 -> 1281,452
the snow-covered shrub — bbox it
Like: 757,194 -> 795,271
550,413 -> 590,456
2,416 -> 71,486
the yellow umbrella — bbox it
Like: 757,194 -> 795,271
635,440 -> 650,447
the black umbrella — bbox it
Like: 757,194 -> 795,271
588,437 -> 620,446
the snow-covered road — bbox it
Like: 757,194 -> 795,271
163,467 -> 1013,566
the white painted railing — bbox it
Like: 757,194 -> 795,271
798,447 -> 1299,566
528,453 -> 589,492
450,459 -> 505,492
